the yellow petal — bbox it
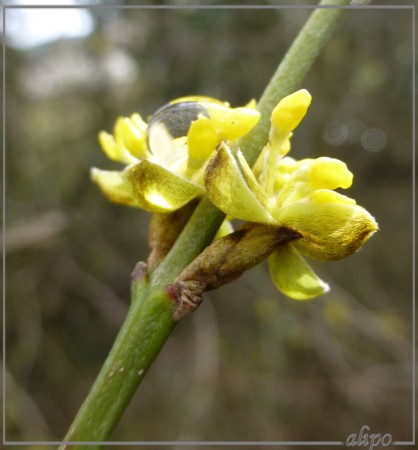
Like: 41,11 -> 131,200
311,189 -> 356,205
276,197 -> 378,261
252,145 -> 268,180
274,158 -> 353,210
274,180 -> 312,211
118,116 -> 148,159
98,131 -> 135,164
269,244 -> 330,300
131,113 -> 148,133
278,136 -> 291,157
147,122 -> 188,169
271,89 -> 312,135
91,168 -> 136,206
205,144 -> 276,224
236,151 -> 269,207
128,160 -> 205,213
187,116 -> 219,171
114,117 -> 128,149
307,157 -> 353,189
214,219 -> 234,240
244,98 -> 257,109
171,95 -> 229,107
208,105 -> 260,141
274,156 -> 297,191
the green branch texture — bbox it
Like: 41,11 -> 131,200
61,1 -> 351,447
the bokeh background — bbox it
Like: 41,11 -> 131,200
3,0 -> 414,447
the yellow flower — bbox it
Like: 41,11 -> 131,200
205,89 -> 378,300
91,97 -> 260,213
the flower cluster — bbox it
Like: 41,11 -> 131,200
92,90 -> 378,303
204,90 -> 377,299
92,96 -> 259,213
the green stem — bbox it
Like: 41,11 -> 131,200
151,197 -> 224,285
60,283 -> 174,449
241,0 -> 350,167
60,1 -> 350,447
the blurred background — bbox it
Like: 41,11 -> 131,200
3,0 -> 414,446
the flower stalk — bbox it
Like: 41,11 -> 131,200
61,1 -> 352,447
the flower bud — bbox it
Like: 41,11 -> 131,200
271,89 -> 312,136
169,222 -> 301,321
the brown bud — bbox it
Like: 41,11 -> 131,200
170,222 -> 301,321
148,200 -> 198,271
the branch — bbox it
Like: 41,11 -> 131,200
60,1 -> 351,447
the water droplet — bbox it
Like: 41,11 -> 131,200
147,101 -> 209,150
361,128 -> 386,152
